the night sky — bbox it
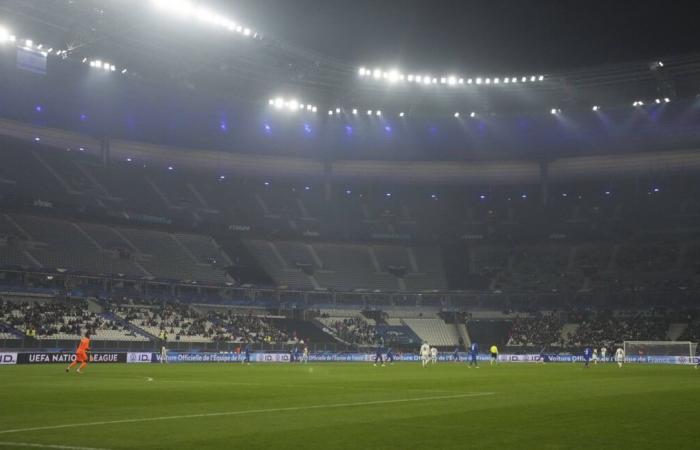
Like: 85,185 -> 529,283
221,0 -> 700,72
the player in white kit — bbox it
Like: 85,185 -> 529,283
615,347 -> 625,368
592,348 -> 598,365
430,347 -> 438,365
600,346 -> 607,363
160,345 -> 168,364
420,342 -> 430,368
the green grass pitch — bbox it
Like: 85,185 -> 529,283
0,362 -> 698,449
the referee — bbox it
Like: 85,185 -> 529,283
490,344 -> 499,365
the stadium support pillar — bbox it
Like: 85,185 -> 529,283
323,161 -> 332,202
539,161 -> 550,207
100,136 -> 111,166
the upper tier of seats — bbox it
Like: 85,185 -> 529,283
0,213 -> 230,284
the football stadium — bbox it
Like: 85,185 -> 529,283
1,1 -> 700,449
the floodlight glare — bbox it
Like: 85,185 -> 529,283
373,68 -> 381,79
470,112 -> 476,118
352,108 -> 358,115
664,97 -> 671,103
376,110 -> 382,116
592,105 -> 600,111
448,76 -> 456,85
454,112 -> 460,118
399,112 -> 405,117
358,67 -> 367,76
367,110 -> 373,116
0,27 -> 11,43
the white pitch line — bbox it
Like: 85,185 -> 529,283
0,442 -> 110,450
0,392 -> 493,435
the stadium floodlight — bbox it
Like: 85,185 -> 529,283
328,110 -> 333,116
448,76 -> 456,85
373,68 -> 382,79
151,0 -> 257,39
274,97 -> 284,109
664,97 -> 671,103
335,107 -> 341,114
511,77 -> 517,83
592,105 -> 600,111
530,75 -> 536,82
388,70 -> 401,82
470,112 -> 476,118
494,78 -> 500,84
538,75 -> 544,81
504,77 -> 509,84
352,108 -> 358,115
358,67 -> 367,76
25,39 -> 33,48
550,108 -> 559,115
467,78 -> 473,84
485,78 -> 491,84
376,110 -> 382,116
0,27 -> 12,44
311,106 -> 317,112
454,112 -> 460,118
431,78 -> 437,84
440,77 -> 447,84
407,74 -> 414,82
475,77 -> 482,84
423,76 -> 431,85
521,76 -> 527,82
367,110 -> 373,116
399,112 -> 405,117
458,78 -> 464,84
288,99 -> 299,111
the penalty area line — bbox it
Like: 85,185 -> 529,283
0,392 -> 494,435
0,442 -> 111,450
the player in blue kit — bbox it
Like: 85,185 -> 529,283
385,347 -> 395,364
452,347 -> 460,362
583,346 -> 592,368
243,344 -> 251,365
468,342 -> 479,368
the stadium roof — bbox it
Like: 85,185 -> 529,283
2,0 -> 700,161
